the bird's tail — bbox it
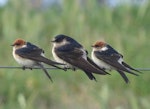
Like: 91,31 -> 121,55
83,70 -> 97,81
38,63 -> 53,82
112,61 -> 139,76
122,62 -> 142,73
117,70 -> 129,83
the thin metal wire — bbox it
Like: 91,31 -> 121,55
134,68 -> 150,71
0,66 -> 58,70
0,66 -> 149,71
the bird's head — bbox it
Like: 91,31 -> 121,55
11,39 -> 26,49
92,41 -> 108,51
51,34 -> 71,47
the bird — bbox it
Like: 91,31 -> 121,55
51,34 -> 109,81
12,38 -> 65,82
91,41 -> 141,83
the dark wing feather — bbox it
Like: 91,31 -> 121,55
56,47 -> 107,75
94,51 -> 138,76
56,47 -> 97,80
16,44 -> 64,69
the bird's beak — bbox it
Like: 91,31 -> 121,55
91,45 -> 94,47
51,40 -> 56,43
11,44 -> 15,46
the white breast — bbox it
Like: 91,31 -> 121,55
91,50 -> 112,70
52,46 -> 73,68
13,50 -> 36,67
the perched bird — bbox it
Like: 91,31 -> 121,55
51,34 -> 109,81
12,38 -> 65,82
91,41 -> 141,83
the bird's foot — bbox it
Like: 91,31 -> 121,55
22,66 -> 26,70
22,66 -> 32,70
29,68 -> 32,70
63,67 -> 68,71
94,78 -> 97,82
72,67 -> 76,71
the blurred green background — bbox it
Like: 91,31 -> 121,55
0,0 -> 149,109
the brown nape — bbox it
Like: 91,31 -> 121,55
12,38 -> 26,46
92,41 -> 106,48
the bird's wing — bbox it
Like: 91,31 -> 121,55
15,43 -> 44,58
56,47 -> 108,75
15,44 -> 65,69
94,51 -> 138,75
55,42 -> 85,60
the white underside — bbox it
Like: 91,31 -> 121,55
91,51 -> 112,70
91,50 -> 125,71
52,46 -> 73,69
13,48 -> 37,67
52,45 -> 87,69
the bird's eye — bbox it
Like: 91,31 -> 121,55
55,39 -> 60,42
95,45 -> 99,47
54,35 -> 66,43
15,43 -> 20,46
55,38 -> 64,42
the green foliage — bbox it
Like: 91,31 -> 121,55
0,0 -> 149,109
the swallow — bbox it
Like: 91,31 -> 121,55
51,34 -> 109,81
91,41 -> 141,83
12,38 -> 65,82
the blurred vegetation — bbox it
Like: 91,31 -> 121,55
0,0 -> 149,109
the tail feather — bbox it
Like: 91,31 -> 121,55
121,68 -> 138,76
116,63 -> 139,76
83,70 -> 97,81
38,63 -> 53,82
122,62 -> 142,73
117,70 -> 129,83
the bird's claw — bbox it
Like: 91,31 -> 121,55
29,68 -> 32,70
22,66 -> 32,70
63,67 -> 68,71
72,68 -> 76,71
22,66 -> 26,70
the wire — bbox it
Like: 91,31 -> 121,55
0,66 -> 149,71
134,68 -> 150,71
0,66 -> 58,70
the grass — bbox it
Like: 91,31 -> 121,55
0,0 -> 149,109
